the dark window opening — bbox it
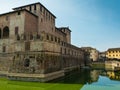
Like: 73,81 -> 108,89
30,34 -> 33,40
64,48 -> 66,54
51,36 -> 53,41
17,34 -> 20,40
24,34 -> 26,40
49,13 -> 50,20
3,26 -> 9,38
34,4 -> 36,10
117,63 -> 119,66
3,46 -> 6,52
47,35 -> 49,40
43,8 -> 45,14
18,11 -> 21,15
16,54 -> 19,58
24,59 -> 30,67
15,27 -> 19,35
0,29 -> 1,39
37,34 -> 40,39
68,50 -> 70,55
25,41 -> 30,51
61,41 -> 64,46
61,47 -> 62,54
29,6 -> 32,11
40,5 -> 42,12
55,37 -> 57,42
58,38 -> 60,43
41,18 -> 43,22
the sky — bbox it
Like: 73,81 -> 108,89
0,0 -> 120,51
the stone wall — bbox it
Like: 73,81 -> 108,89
0,55 -> 13,71
24,11 -> 38,34
9,51 -> 62,74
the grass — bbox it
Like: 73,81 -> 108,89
0,78 -> 83,90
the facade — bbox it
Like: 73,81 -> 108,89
99,52 -> 106,61
106,48 -> 120,59
0,2 -> 84,82
81,47 -> 99,62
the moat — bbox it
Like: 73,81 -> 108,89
0,69 -> 120,90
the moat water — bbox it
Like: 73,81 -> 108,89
0,69 -> 120,90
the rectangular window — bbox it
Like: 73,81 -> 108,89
61,48 -> 62,54
49,13 -> 50,20
64,48 -> 66,54
15,27 -> 19,35
51,36 -> 53,41
58,38 -> 60,43
43,8 -> 45,14
34,4 -> 36,10
29,6 -> 32,11
55,37 -> 57,42
40,5 -> 42,12
25,42 -> 30,51
47,35 -> 49,40
3,46 -> 6,52
18,11 -> 21,15
46,12 -> 48,17
0,29 -> 1,39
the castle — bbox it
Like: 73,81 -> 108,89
0,2 -> 84,82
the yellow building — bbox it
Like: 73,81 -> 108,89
106,48 -> 120,59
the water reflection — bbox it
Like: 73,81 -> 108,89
50,69 -> 101,84
107,71 -> 120,81
0,69 -> 120,90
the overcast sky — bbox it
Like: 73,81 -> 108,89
0,0 -> 120,51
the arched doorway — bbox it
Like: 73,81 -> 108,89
3,26 -> 9,38
0,28 -> 1,39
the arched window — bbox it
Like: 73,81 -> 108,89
0,28 -> 1,39
3,26 -> 9,38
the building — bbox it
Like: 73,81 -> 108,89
81,47 -> 99,62
99,51 -> 106,61
0,2 -> 84,82
106,48 -> 120,60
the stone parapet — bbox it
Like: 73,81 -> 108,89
8,70 -> 64,82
